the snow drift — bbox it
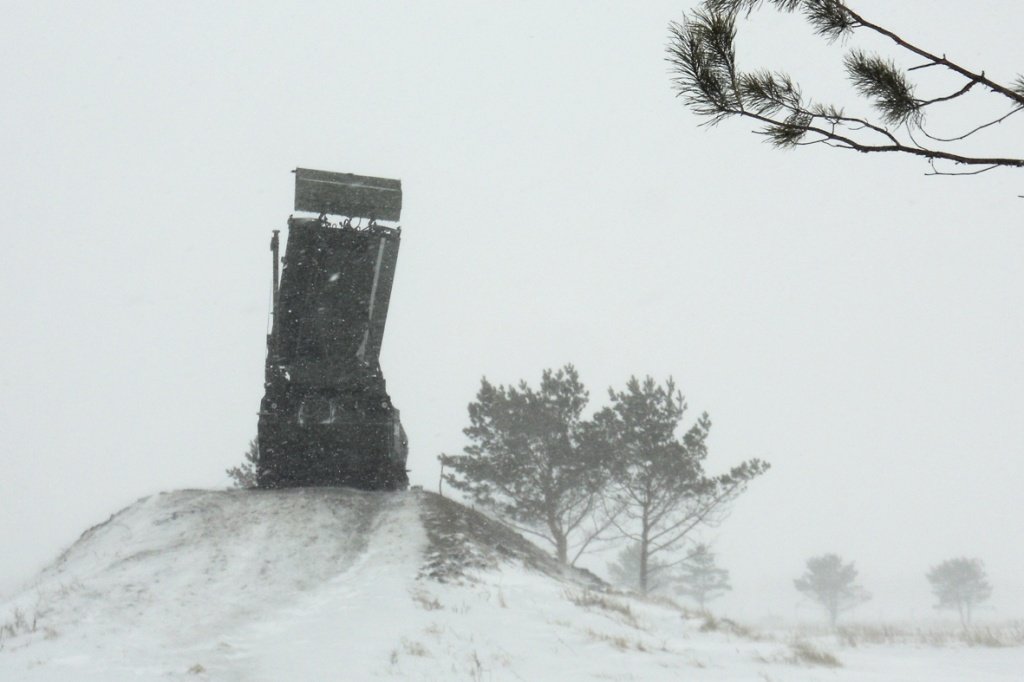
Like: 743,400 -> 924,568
1,489 -> 1020,681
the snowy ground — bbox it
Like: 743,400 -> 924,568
1,488 -> 1020,681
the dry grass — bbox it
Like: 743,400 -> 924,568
962,626 -> 1020,647
788,640 -> 842,667
699,613 -> 759,640
565,589 -> 638,626
833,622 -> 1024,648
0,607 -> 41,649
583,627 -> 649,652
410,588 -> 443,611
401,637 -> 430,657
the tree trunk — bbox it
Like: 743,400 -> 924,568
555,533 -> 568,564
548,506 -> 568,564
639,513 -> 650,595
639,541 -> 648,595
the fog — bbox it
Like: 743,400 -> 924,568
2,1 -> 1021,627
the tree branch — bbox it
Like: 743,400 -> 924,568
843,7 -> 1024,107
924,161 -> 1000,177
735,107 -> 1024,167
668,2 -> 1024,177
919,106 -> 1024,143
916,78 -> 978,108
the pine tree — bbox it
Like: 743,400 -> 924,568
673,544 -> 731,610
440,365 -> 613,564
608,542 -> 673,594
226,439 -> 259,489
794,553 -> 870,627
926,557 -> 992,630
590,376 -> 768,594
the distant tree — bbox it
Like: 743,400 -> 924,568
590,376 -> 768,594
226,439 -> 259,489
926,557 -> 993,630
608,542 -> 673,594
667,1 -> 1024,176
673,543 -> 732,610
440,365 -> 613,565
794,553 -> 870,627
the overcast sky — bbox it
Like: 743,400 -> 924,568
2,1 -> 1021,624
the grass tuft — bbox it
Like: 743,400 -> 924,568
788,640 -> 842,667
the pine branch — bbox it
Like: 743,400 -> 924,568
844,49 -> 920,126
740,107 -> 1024,166
669,1 -> 1024,175
842,6 -> 1024,107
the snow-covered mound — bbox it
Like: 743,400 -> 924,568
1,489 -> 1020,681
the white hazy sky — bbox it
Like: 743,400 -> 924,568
2,1 -> 1021,624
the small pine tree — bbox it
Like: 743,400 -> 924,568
673,544 -> 731,611
927,557 -> 992,630
608,542 -> 672,594
794,554 -> 870,627
226,439 -> 259,488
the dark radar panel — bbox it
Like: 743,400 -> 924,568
257,171 -> 408,490
294,168 -> 402,222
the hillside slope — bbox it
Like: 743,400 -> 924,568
1,489 -> 1020,681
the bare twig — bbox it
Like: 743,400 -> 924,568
920,106 -> 1024,143
916,79 -> 979,108
924,160 -> 1000,177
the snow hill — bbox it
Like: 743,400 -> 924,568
1,489 -> 1020,681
